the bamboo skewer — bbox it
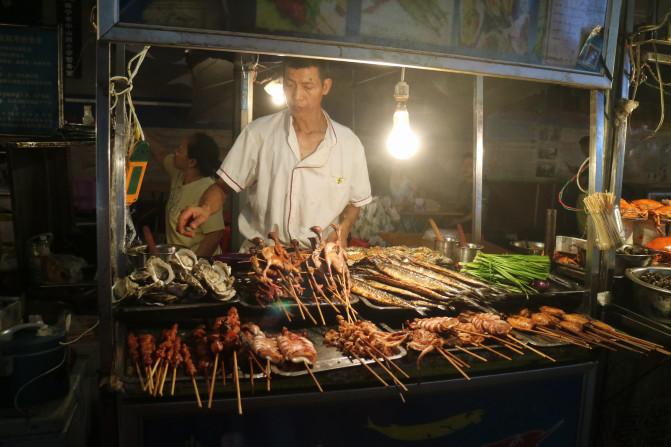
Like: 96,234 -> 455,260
233,351 -> 243,415
509,337 -> 556,362
304,361 -> 324,392
145,366 -> 153,394
364,343 -> 410,379
135,363 -> 146,390
476,343 -> 512,361
160,362 -> 170,396
351,352 -> 389,387
442,347 -> 470,369
266,359 -> 271,392
367,353 -> 408,392
249,357 -> 255,394
278,302 -> 293,322
436,347 -> 470,380
208,353 -> 219,409
171,366 -> 177,396
312,291 -> 326,325
191,375 -> 202,408
454,345 -> 488,362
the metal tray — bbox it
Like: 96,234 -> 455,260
236,287 -> 359,311
357,295 -> 436,316
508,329 -> 567,347
115,297 -> 239,315
269,326 -> 407,377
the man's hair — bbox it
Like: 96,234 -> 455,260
283,57 -> 330,81
187,133 -> 220,178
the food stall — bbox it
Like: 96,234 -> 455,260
91,1 -> 671,446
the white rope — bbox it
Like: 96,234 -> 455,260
575,157 -> 590,194
59,319 -> 100,346
110,46 -> 151,155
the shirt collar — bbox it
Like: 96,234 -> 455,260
285,109 -> 337,168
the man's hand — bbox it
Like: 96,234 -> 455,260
177,206 -> 212,237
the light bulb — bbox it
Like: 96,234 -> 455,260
264,78 -> 286,106
386,104 -> 419,160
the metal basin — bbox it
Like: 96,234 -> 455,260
510,240 -> 545,255
615,245 -> 653,276
625,267 -> 671,321
434,237 -> 459,261
125,244 -> 181,270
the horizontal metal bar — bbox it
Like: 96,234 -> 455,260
644,51 -> 671,64
65,97 -> 192,108
101,24 -> 612,90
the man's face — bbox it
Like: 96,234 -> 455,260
174,138 -> 191,170
283,66 -> 332,114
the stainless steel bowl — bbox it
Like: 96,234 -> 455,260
459,243 -> 484,264
625,267 -> 671,321
434,237 -> 459,261
125,244 -> 181,270
510,240 -> 545,255
615,245 -> 653,276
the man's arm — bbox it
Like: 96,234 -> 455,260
328,204 -> 361,246
177,178 -> 229,237
195,230 -> 225,257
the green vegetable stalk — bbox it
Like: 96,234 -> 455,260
462,253 -> 550,296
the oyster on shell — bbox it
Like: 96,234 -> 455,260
193,259 -> 236,300
172,263 -> 207,297
145,256 -> 175,285
171,248 -> 198,272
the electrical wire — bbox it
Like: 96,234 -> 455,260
59,320 -> 99,346
13,350 -> 67,417
558,157 -> 589,212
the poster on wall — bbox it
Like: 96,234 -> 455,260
359,0 -> 455,47
255,0 -> 348,37
0,25 -> 62,136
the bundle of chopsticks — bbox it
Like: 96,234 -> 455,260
583,192 -> 624,250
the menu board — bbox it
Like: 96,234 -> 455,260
119,0 -> 611,75
0,25 -> 61,136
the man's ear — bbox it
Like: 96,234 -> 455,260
322,78 -> 333,96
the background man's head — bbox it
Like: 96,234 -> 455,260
175,132 -> 220,177
283,58 -> 332,114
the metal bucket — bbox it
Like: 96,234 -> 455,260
459,243 -> 484,264
125,244 -> 180,270
434,237 -> 459,260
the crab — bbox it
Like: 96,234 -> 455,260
620,199 -> 648,220
631,199 -> 663,211
645,236 -> 671,263
649,206 -> 671,234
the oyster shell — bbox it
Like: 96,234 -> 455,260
145,256 -> 175,285
171,248 -> 198,272
173,264 -> 207,297
193,259 -> 236,300
112,277 -> 138,300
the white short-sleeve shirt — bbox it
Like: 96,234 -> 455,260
217,109 -> 372,248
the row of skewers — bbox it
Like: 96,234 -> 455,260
126,306 -> 669,406
506,306 -> 671,355
245,225 -> 356,325
126,307 -> 323,413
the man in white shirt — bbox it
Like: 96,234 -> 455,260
177,58 -> 371,249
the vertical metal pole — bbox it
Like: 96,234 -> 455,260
112,44 -> 127,274
231,55 -> 255,250
587,90 -> 606,315
472,75 -> 484,242
95,41 -> 113,373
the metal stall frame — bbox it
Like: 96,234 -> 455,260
94,2 -> 623,444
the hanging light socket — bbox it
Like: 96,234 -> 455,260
387,69 -> 419,160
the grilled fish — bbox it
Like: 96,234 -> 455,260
384,256 -> 470,292
351,279 -> 417,309
409,258 -> 492,289
371,259 -> 460,295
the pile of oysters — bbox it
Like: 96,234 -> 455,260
113,248 -> 236,305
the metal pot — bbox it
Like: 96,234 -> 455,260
434,237 -> 459,261
625,267 -> 671,321
615,246 -> 653,277
459,243 -> 484,264
510,240 -> 545,255
125,244 -> 181,270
